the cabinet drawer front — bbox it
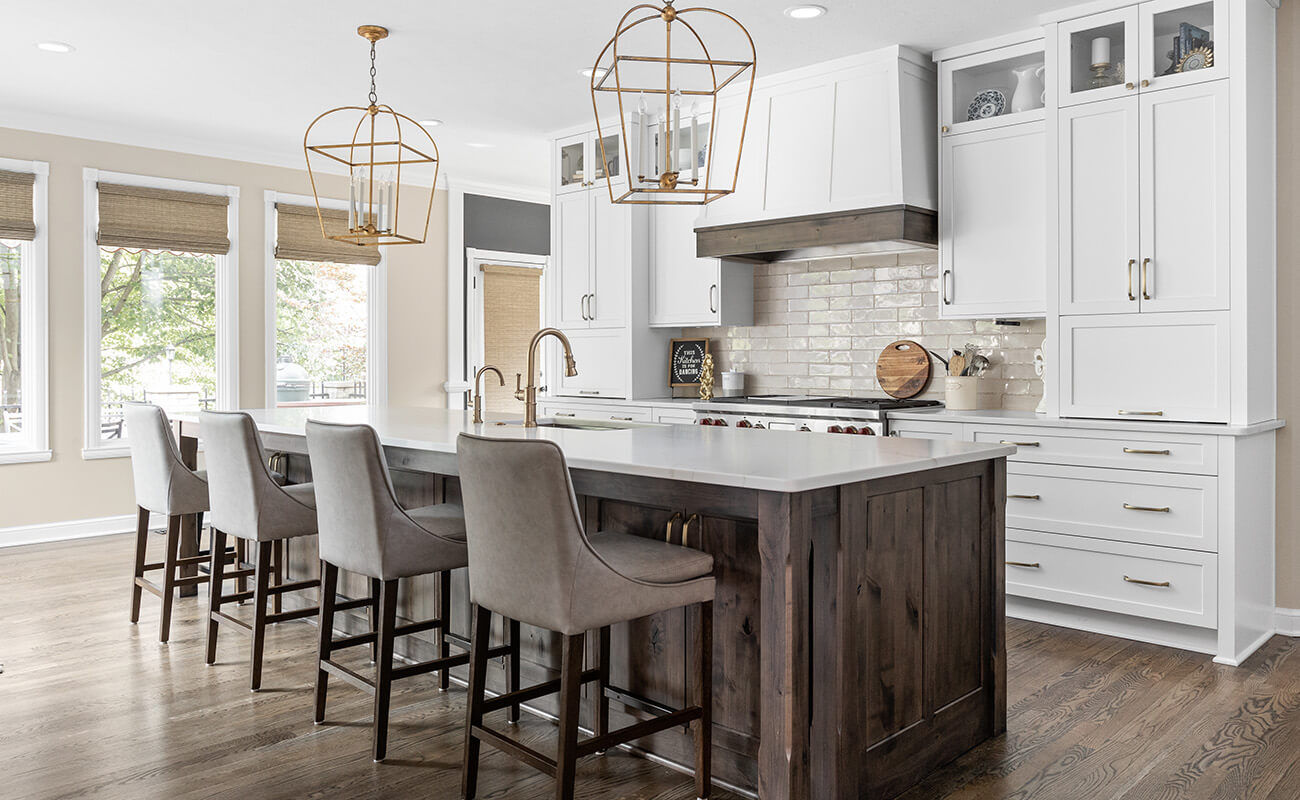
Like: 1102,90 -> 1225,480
552,331 -> 627,398
1059,312 -> 1230,423
1006,529 -> 1217,628
970,425 -> 1218,474
539,403 -> 652,422
888,420 -> 960,440
1006,464 -> 1217,551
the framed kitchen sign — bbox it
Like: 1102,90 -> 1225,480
669,338 -> 710,387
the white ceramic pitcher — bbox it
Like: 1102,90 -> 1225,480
1010,64 -> 1046,113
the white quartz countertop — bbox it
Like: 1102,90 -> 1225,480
215,406 -> 1015,493
889,408 -> 1285,437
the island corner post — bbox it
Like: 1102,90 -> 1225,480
177,420 -> 1007,800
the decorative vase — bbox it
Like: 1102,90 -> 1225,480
1010,64 -> 1046,113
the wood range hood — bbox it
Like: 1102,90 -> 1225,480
694,204 -> 938,262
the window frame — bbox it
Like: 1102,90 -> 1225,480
82,168 -> 240,459
0,157 -> 50,465
262,190 -> 387,410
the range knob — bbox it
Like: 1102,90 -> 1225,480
753,422 -> 766,429
827,425 -> 844,434
736,420 -> 753,428
714,418 -> 728,426
698,418 -> 711,426
843,425 -> 859,435
859,427 -> 876,436
798,425 -> 811,432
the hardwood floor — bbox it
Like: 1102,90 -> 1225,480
4,533 -> 1300,800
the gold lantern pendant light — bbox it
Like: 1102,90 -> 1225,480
590,0 -> 755,205
303,25 -> 440,246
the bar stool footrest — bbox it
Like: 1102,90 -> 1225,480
471,724 -> 557,777
481,668 -> 600,714
266,578 -> 320,597
575,706 -> 702,758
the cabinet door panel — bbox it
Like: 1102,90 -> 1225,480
940,122 -> 1046,318
589,195 -> 627,329
1139,80 -> 1230,312
763,82 -> 834,215
830,69 -> 899,207
1059,312 -> 1229,423
551,329 -> 628,398
554,191 -> 591,328
555,132 -> 588,195
1056,6 -> 1140,108
701,95 -> 768,223
651,203 -> 718,326
1059,98 -> 1141,315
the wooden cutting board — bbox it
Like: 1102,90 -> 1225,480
876,340 -> 932,399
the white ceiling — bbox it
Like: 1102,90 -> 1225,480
3,0 -> 1083,189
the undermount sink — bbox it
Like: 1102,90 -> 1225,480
493,418 -> 656,431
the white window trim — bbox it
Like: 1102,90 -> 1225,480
262,190 -> 388,410
82,168 -> 239,459
444,178 -> 549,408
466,248 -> 548,385
0,158 -> 50,465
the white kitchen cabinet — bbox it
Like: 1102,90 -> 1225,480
939,38 -> 1048,137
938,121 -> 1046,318
1060,80 -> 1228,315
554,191 -> 593,328
553,179 -> 629,330
1059,312 -> 1230,423
1056,0 -> 1226,108
549,329 -> 629,399
555,130 -> 623,195
649,203 -> 753,328
887,419 -> 960,440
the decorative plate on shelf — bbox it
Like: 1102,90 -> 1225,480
966,89 -> 1006,121
1177,46 -> 1213,72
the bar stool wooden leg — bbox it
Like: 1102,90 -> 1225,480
372,578 -> 399,762
438,570 -> 452,691
315,561 -> 339,724
272,539 -> 284,614
129,506 -> 150,624
367,577 -> 382,663
555,632 -> 586,800
158,514 -> 182,643
595,626 -> 611,743
695,601 -> 714,799
249,540 -> 273,691
206,529 -> 228,665
235,539 -> 248,600
508,617 -> 522,723
462,603 -> 492,800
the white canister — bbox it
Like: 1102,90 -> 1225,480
945,376 -> 979,411
721,370 -> 745,397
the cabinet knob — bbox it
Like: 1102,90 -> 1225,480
941,125 -> 950,133
1125,82 -> 1135,90
1141,79 -> 1150,88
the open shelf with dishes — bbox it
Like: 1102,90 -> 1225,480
940,38 -> 1048,136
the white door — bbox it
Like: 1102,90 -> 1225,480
1138,80 -> 1230,313
1059,312 -> 1230,423
651,203 -> 718,326
940,122 -> 1047,318
554,191 -> 591,328
588,193 -> 627,329
1059,97 -> 1141,315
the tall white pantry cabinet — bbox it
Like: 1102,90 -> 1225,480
934,0 -> 1279,665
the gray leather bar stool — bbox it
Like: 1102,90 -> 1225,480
124,402 -> 213,643
305,420 -> 519,762
200,411 -> 322,691
456,433 -> 716,800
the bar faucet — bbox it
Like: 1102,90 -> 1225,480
471,365 -> 505,424
515,328 -> 578,427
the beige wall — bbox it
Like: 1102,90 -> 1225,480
1277,3 -> 1300,608
0,126 -> 448,529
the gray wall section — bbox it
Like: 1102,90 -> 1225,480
463,194 -> 550,254
461,193 -> 551,381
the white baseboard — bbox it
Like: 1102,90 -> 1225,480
1275,608 -> 1300,637
0,511 -> 166,549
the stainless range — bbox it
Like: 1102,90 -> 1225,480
693,395 -> 942,436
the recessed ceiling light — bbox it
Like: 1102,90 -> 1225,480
418,119 -> 443,128
581,67 -> 608,80
783,5 -> 827,19
466,142 -> 494,149
36,41 -> 75,53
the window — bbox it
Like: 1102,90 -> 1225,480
0,160 -> 49,464
264,193 -> 386,408
83,170 -> 238,457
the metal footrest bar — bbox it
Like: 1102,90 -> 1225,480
575,706 -> 702,758
603,684 -> 677,718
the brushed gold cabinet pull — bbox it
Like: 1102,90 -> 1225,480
1000,440 -> 1040,447
941,125 -> 950,133
1007,561 -> 1041,569
665,512 -> 683,543
1123,447 -> 1171,455
555,412 -> 577,417
610,416 -> 634,421
1142,257 -> 1152,300
1124,503 -> 1171,513
682,513 -> 700,548
1124,575 -> 1170,588
1127,259 -> 1136,300
1008,494 -> 1041,500
1118,410 -> 1163,416
1125,82 -> 1135,90
1141,79 -> 1150,88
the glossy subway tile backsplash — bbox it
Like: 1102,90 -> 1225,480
683,251 -> 1047,410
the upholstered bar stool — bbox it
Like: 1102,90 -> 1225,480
456,433 -> 716,800
124,403 -> 213,643
305,420 -> 518,762
200,411 -> 322,691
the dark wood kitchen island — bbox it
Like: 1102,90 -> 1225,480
178,406 -> 1011,800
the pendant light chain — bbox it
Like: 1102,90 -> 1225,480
368,40 -> 379,106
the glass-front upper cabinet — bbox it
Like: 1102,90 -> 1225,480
556,133 -> 588,194
1058,0 -> 1226,107
556,131 -> 624,195
939,39 -> 1048,136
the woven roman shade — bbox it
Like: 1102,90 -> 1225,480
0,170 -> 36,241
482,264 -> 542,413
275,204 -> 381,267
97,182 -> 230,254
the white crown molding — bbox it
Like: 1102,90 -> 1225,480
0,511 -> 167,549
